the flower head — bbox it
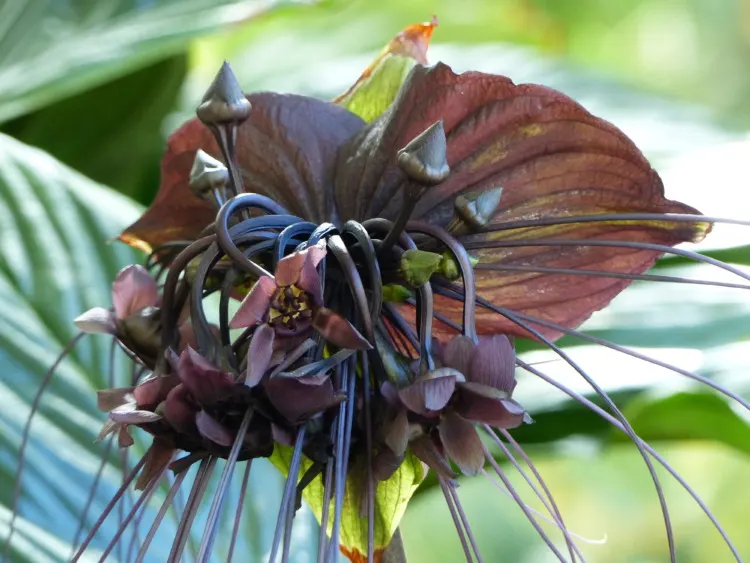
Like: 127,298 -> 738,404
11,17 -> 744,563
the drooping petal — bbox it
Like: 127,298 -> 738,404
398,373 -> 456,415
117,426 -> 134,448
120,93 -> 365,252
409,434 -> 456,480
454,382 -> 527,429
468,334 -> 516,392
176,347 -> 234,405
112,265 -> 158,319
246,324 -> 275,387
312,307 -> 371,350
133,374 -> 180,408
333,17 -> 437,123
264,377 -> 344,424
440,334 -> 474,375
335,62 -> 708,338
384,407 -> 410,456
229,276 -> 277,329
163,384 -> 197,433
96,388 -> 134,412
73,307 -> 116,334
135,438 -> 175,491
437,411 -> 485,476
196,410 -> 234,447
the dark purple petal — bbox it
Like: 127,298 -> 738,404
246,324 -> 275,387
372,447 -> 405,482
410,434 -> 456,480
380,381 -> 401,406
176,347 -> 234,405
398,374 -> 456,415
264,377 -> 344,424
164,384 -> 198,433
440,335 -> 474,374
312,308 -> 371,350
454,382 -> 527,429
112,265 -> 158,319
229,276 -> 277,329
74,307 -> 116,335
438,411 -> 485,476
121,92 -> 365,250
468,334 -> 516,392
135,438 -> 175,491
96,388 -> 134,412
196,410 -> 234,447
384,408 -> 410,456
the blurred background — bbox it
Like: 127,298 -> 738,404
1,0 -> 749,561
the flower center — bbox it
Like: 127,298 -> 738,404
269,284 -> 313,330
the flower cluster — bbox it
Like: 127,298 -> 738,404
10,17 -> 745,563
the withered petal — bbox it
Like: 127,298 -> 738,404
121,93 -> 365,251
335,62 -> 707,338
437,411 -> 485,476
112,265 -> 158,319
135,438 -> 175,491
96,387 -> 134,412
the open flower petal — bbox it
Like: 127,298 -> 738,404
120,93 -> 365,252
438,411 -> 485,476
398,374 -> 456,415
455,382 -> 527,429
468,334 -> 516,392
312,307 -> 371,350
335,62 -> 708,339
229,276 -> 277,329
112,265 -> 158,319
246,324 -> 275,387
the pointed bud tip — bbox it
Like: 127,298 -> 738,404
189,150 -> 229,199
397,120 -> 450,185
455,186 -> 504,229
196,62 -> 251,125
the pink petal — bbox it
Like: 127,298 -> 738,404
468,334 -> 516,392
312,308 -> 371,350
112,265 -> 158,319
296,257 -> 323,305
96,388 -> 134,412
133,375 -> 179,407
247,324 -> 275,387
74,307 -> 116,334
398,375 -> 456,415
276,242 -> 326,287
229,276 -> 277,329
438,412 -> 485,476
196,410 -> 234,446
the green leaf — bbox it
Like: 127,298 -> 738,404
270,444 -> 425,559
0,0 -> 285,123
617,391 -> 750,454
2,56 -> 187,204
